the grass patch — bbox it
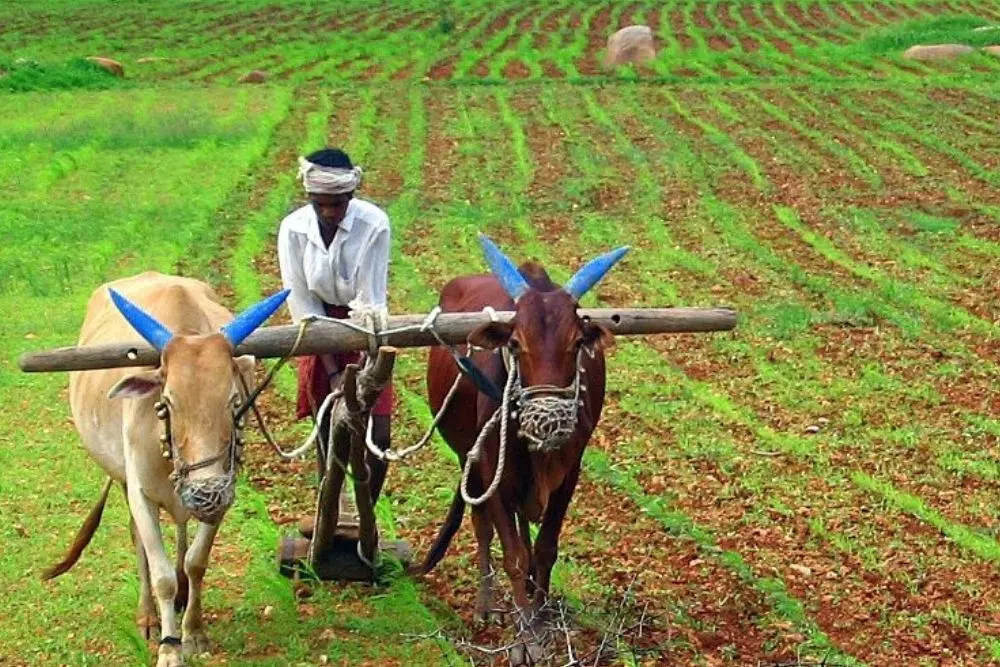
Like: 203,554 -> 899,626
856,15 -> 1000,53
0,56 -> 125,93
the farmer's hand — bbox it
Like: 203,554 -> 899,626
328,368 -> 343,392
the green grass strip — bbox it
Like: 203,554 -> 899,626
851,471 -> 1000,564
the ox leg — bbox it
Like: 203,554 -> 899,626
487,498 -> 546,666
174,520 -> 189,614
129,514 -> 159,641
126,482 -> 182,667
517,510 -> 536,600
471,506 -> 497,624
181,521 -> 219,657
531,462 -> 581,616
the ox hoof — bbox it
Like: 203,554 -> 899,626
156,645 -> 183,667
473,604 -> 501,626
474,582 -> 499,624
508,639 -> 546,666
137,615 -> 160,642
182,631 -> 210,657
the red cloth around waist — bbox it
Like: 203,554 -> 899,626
295,303 -> 394,420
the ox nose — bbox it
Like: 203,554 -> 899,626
177,474 -> 235,525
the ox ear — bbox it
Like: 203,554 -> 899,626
233,354 -> 256,386
108,370 -> 162,400
582,322 -> 615,351
468,322 -> 514,350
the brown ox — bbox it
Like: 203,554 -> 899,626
411,235 -> 628,663
43,271 -> 288,667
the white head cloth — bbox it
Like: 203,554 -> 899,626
297,155 -> 363,195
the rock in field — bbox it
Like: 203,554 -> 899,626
902,44 -> 975,60
605,25 -> 656,68
87,56 -> 124,77
238,69 -> 269,84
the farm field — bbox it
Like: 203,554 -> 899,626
1,0 -> 1000,666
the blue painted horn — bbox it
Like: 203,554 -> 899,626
478,233 -> 529,302
109,288 -> 174,352
562,246 -> 630,301
220,288 -> 290,347
109,287 -> 290,353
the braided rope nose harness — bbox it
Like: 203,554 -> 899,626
460,343 -> 591,505
514,346 -> 590,453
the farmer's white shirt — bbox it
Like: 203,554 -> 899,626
277,198 -> 390,322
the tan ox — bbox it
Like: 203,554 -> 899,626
43,271 -> 288,667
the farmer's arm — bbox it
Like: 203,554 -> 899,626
277,217 -> 342,382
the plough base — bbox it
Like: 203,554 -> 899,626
276,483 -> 410,583
277,534 -> 411,583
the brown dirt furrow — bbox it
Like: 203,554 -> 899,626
831,4 -> 865,28
872,1 -> 909,22
738,30 -> 764,54
692,2 -> 713,34
741,3 -> 765,30
763,4 -> 820,47
540,59 -> 564,78
398,93 -> 459,278
510,92 -> 571,224
851,2 -> 888,26
708,33 -> 735,50
597,401 -> 999,666
385,10 -> 429,33
477,6 -> 518,46
786,1 -> 822,30
579,3 -> 614,75
275,55 -> 328,82
670,7 -> 695,50
427,55 -> 457,80
390,64 -> 414,81
844,90 -> 1000,202
502,59 -> 531,79
619,2 -> 644,29
715,2 -> 740,31
757,92 -> 1000,321
646,7 -> 663,37
402,453 -> 800,664
809,2 -> 847,34
564,94 -> 1000,652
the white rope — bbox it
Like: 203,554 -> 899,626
364,372 -> 461,462
460,361 -> 518,506
284,305 -> 506,465
274,389 -> 339,460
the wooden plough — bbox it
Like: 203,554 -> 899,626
19,305 -> 737,582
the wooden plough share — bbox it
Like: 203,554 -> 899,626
19,306 -> 737,582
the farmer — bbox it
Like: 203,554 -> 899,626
277,147 -> 394,503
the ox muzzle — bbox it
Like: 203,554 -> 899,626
510,348 -> 588,453
155,399 -> 244,525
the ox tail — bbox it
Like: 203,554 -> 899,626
407,484 -> 465,576
40,476 -> 114,581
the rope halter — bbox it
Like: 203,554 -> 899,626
153,368 -> 247,525
507,345 -> 590,454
